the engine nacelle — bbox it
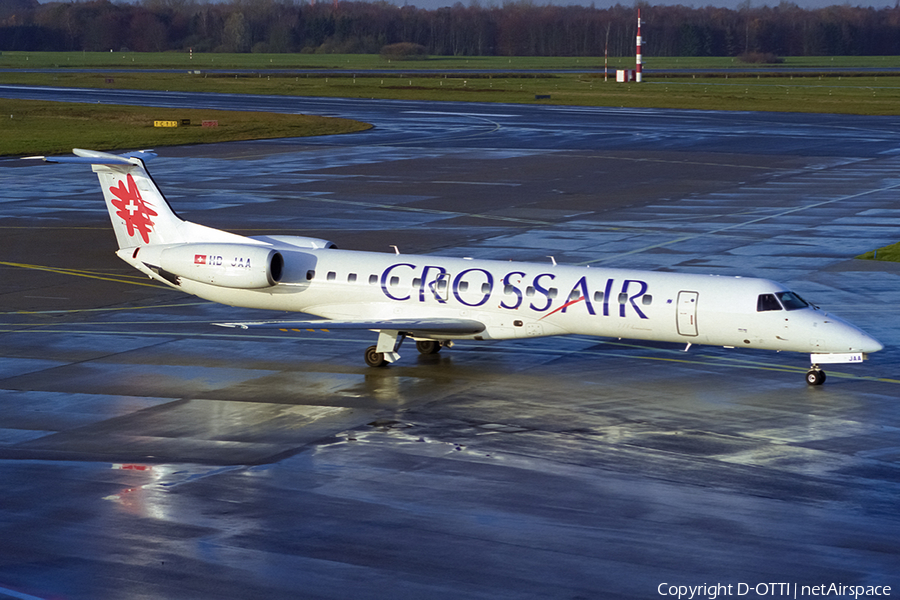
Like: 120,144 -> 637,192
256,235 -> 337,250
159,243 -> 283,289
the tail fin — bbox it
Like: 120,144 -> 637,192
79,149 -> 188,248
34,149 -> 250,249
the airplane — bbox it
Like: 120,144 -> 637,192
31,148 -> 883,385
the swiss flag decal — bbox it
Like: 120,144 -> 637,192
194,255 -> 207,265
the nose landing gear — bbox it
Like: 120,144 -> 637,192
806,366 -> 826,386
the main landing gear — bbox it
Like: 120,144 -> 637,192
806,365 -> 826,386
364,332 -> 448,367
414,340 -> 442,355
364,344 -> 390,368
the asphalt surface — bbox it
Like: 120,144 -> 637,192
1,87 -> 899,599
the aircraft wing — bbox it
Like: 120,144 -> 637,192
214,318 -> 486,336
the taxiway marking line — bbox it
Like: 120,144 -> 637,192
577,152 -> 788,171
2,302 -> 209,316
0,225 -> 108,230
0,326 -> 895,384
0,261 -> 165,288
250,192 -> 655,234
576,179 -> 900,265
281,194 -> 557,226
0,585 -> 47,600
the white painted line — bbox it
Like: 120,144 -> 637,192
430,181 -> 520,186
403,111 -> 518,118
0,586 -> 48,600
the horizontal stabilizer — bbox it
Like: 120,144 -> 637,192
215,318 -> 486,336
25,148 -> 157,165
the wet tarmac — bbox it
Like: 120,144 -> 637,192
1,89 -> 900,599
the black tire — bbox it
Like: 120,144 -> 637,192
415,340 -> 442,355
364,345 -> 388,367
806,370 -> 825,386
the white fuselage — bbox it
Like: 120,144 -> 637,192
121,243 -> 882,356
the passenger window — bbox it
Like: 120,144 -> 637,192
412,278 -> 421,287
306,270 -> 315,281
481,283 -> 491,294
504,285 -> 514,294
369,274 -> 377,285
526,286 -> 535,297
569,290 -> 581,301
327,271 -> 336,281
618,292 -> 628,304
757,293 -> 782,312
348,273 -> 357,283
390,276 -> 400,286
642,295 -> 653,306
777,291 -> 808,311
459,281 -> 469,292
548,288 -> 558,299
593,291 -> 604,302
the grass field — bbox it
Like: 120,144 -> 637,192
4,51 -> 900,71
857,242 -> 900,262
0,98 -> 371,156
4,70 -> 900,116
5,51 -> 900,118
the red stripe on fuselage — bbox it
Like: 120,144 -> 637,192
539,296 -> 584,320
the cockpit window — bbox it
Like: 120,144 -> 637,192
757,293 -> 782,312
776,291 -> 809,311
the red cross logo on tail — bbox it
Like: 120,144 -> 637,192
109,174 -> 158,244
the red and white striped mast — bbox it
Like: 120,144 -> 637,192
636,8 -> 643,83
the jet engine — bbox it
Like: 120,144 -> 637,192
158,243 -> 284,289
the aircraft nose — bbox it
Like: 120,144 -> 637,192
827,316 -> 883,353
861,334 -> 884,354
845,324 -> 883,353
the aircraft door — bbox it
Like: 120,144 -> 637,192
676,291 -> 699,337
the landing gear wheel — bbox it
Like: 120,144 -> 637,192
415,340 -> 442,355
364,345 -> 388,367
806,369 -> 826,386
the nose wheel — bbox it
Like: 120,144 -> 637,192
806,367 -> 826,386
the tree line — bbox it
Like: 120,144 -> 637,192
2,0 -> 900,57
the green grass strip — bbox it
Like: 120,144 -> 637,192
5,70 -> 900,116
5,51 -> 900,71
857,242 -> 900,263
0,98 -> 371,156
